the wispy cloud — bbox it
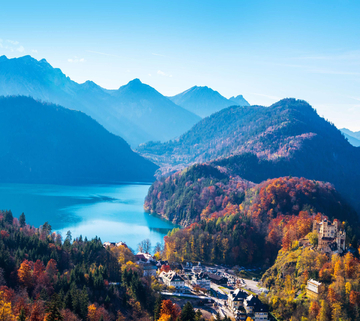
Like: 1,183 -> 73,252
7,40 -> 19,45
250,93 -> 281,101
0,39 -> 25,53
343,95 -> 360,102
259,59 -> 360,77
86,50 -> 122,58
157,70 -> 172,77
308,68 -> 360,76
32,49 -> 38,53
68,57 -> 85,63
16,46 -> 25,53
293,50 -> 360,61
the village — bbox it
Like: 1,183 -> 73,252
104,217 -> 349,321
103,240 -> 270,320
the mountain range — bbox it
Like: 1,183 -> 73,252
340,128 -> 360,147
0,96 -> 158,184
0,55 -> 201,147
139,98 -> 360,215
169,85 -> 250,118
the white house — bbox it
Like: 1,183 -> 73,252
159,271 -> 185,292
190,272 -> 210,290
244,295 -> 269,321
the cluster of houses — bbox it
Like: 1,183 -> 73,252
103,242 -> 270,320
103,241 -> 127,248
159,262 -> 212,292
227,289 -> 269,321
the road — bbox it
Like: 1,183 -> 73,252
240,278 -> 261,294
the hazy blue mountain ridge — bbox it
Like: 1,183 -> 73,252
340,128 -> 360,146
0,55 -> 200,147
229,94 -> 250,106
0,96 -> 158,184
169,85 -> 249,117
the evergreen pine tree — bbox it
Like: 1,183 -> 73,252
19,213 -> 26,227
180,302 -> 196,321
46,294 -> 64,321
4,210 -> 13,224
80,286 -> 89,319
154,296 -> 162,320
17,308 -> 26,321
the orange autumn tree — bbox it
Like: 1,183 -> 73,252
33,260 -> 45,282
159,300 -> 180,321
45,259 -> 58,283
309,301 -> 320,319
18,260 -> 33,288
29,301 -> 45,321
87,304 -> 97,321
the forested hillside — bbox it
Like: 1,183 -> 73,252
149,175 -> 359,265
0,210 -> 158,320
0,96 -> 158,184
261,232 -> 360,320
155,174 -> 360,320
140,99 -> 360,215
144,164 -> 253,226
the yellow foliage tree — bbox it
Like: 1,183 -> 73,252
87,304 -> 97,321
331,302 -> 342,320
0,291 -> 15,321
158,315 -> 172,321
111,245 -> 135,265
345,282 -> 352,295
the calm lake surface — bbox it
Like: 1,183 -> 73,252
0,183 -> 176,251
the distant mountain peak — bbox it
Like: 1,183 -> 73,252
230,94 -> 244,99
340,128 -> 360,147
126,78 -> 143,86
170,85 -> 250,117
130,78 -> 142,83
17,55 -> 37,62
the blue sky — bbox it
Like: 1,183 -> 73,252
1,0 -> 360,130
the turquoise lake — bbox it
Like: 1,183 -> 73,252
0,183 -> 176,251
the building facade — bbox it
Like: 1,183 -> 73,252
313,219 -> 346,254
244,295 -> 269,321
228,289 -> 248,311
306,279 -> 322,299
190,272 -> 210,290
160,271 -> 185,292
